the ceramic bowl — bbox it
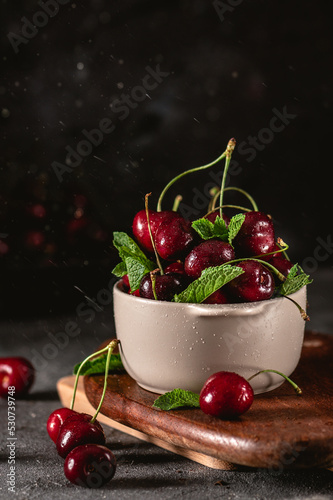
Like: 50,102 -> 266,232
113,281 -> 307,395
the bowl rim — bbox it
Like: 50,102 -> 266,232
113,279 -> 306,313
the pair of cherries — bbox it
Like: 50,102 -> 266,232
47,407 -> 116,488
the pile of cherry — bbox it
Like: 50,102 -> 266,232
47,407 -> 116,488
126,194 -> 293,304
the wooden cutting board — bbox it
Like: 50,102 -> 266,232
57,330 -> 333,471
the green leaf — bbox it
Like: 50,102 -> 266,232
191,218 -> 215,240
73,352 -> 125,376
191,216 -> 228,241
152,388 -> 200,410
173,264 -> 244,303
112,232 -> 156,290
277,264 -> 313,296
228,213 -> 245,245
112,261 -> 127,277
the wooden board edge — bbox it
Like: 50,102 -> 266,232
57,375 -> 238,471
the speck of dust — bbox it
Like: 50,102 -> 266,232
1,108 -> 10,118
77,62 -> 84,71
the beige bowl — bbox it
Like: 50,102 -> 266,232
113,281 -> 307,395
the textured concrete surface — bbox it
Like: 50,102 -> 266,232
0,269 -> 333,499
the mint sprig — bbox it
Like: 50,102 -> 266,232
73,352 -> 124,376
173,264 -> 244,303
277,264 -> 313,296
112,231 -> 156,291
191,213 -> 245,245
152,388 -> 200,410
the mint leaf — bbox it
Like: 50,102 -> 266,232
152,388 -> 200,410
173,264 -> 244,303
191,218 -> 215,240
191,215 -> 228,241
277,264 -> 313,296
228,213 -> 245,245
73,352 -> 124,376
112,231 -> 155,290
112,261 -> 127,277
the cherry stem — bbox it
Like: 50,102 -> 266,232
90,339 -> 119,423
223,187 -> 259,211
219,138 -> 236,219
145,193 -> 164,275
226,257 -> 287,283
208,187 -> 220,212
204,204 -> 252,218
283,295 -> 310,321
247,369 -> 302,395
150,271 -> 158,300
70,339 -> 120,412
156,145 -> 230,212
172,195 -> 183,212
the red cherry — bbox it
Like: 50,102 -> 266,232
203,288 -> 229,304
0,357 -> 35,398
233,211 -> 275,256
199,371 -> 254,418
164,261 -> 186,275
25,230 -> 45,248
269,256 -> 294,277
26,203 -> 46,219
184,239 -> 235,279
64,444 -> 116,488
155,216 -> 195,261
205,211 -> 230,226
226,260 -> 274,302
132,209 -> 178,253
56,413 -> 106,458
139,272 -> 188,301
47,407 -> 79,443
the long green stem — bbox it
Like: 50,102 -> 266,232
70,339 -> 119,411
247,369 -> 302,395
219,139 -> 236,219
90,339 -> 119,423
157,147 -> 229,212
223,187 -> 259,211
226,257 -> 287,283
145,193 -> 164,274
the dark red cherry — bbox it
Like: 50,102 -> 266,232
155,216 -> 195,261
56,413 -> 106,458
0,357 -> 35,398
47,407 -> 79,443
64,444 -> 117,488
140,272 -> 188,301
184,239 -> 235,279
199,371 -> 254,418
269,256 -> 294,277
132,209 -> 178,253
164,261 -> 186,275
203,288 -> 229,304
233,211 -> 275,257
226,260 -> 274,302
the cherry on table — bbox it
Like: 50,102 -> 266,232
199,371 -> 254,418
226,260 -> 274,302
0,357 -> 35,398
56,412 -> 106,458
64,444 -> 116,488
47,407 -> 79,443
184,239 -> 235,279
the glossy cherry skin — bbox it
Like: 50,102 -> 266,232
203,288 -> 229,304
184,239 -> 235,279
139,272 -> 188,301
0,357 -> 35,398
226,260 -> 274,302
64,444 -> 117,488
233,211 -> 275,257
47,407 -> 79,443
155,216 -> 195,261
132,209 -> 179,253
56,413 -> 106,458
164,261 -> 186,275
199,371 -> 254,418
269,256 -> 294,277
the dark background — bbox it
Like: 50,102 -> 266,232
0,0 -> 332,319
